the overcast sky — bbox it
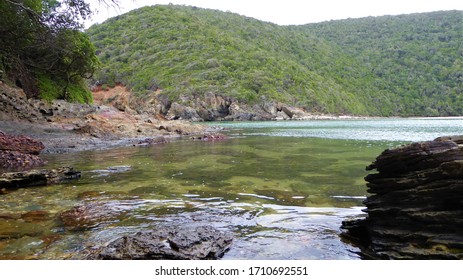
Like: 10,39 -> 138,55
85,0 -> 463,28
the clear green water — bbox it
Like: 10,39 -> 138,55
1,118 -> 462,259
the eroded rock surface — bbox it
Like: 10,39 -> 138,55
82,225 -> 233,260
343,136 -> 463,259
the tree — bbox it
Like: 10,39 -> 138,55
0,0 -> 117,101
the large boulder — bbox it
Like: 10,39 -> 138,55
342,136 -> 463,259
82,225 -> 233,260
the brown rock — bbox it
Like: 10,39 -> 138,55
0,132 -> 45,155
21,210 -> 50,222
0,150 -> 46,172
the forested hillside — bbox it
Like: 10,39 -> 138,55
303,11 -> 463,116
86,5 -> 463,117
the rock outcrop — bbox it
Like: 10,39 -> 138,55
342,136 -> 463,259
107,86 -> 345,122
81,225 -> 233,260
0,83 -> 45,122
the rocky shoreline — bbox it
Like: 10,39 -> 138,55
4,82 -> 462,260
0,83 -> 235,259
0,83 -> 216,156
92,84 -> 365,122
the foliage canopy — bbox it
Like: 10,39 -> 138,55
0,0 -> 100,102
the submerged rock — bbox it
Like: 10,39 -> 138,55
342,136 -> 463,259
136,137 -> 168,146
82,225 -> 233,260
0,167 -> 81,190
191,133 -> 229,141
59,201 -> 136,230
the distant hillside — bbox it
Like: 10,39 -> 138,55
86,5 -> 463,118
302,11 -> 463,116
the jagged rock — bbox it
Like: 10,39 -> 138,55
147,91 -> 322,121
136,137 -> 168,145
82,225 -> 233,260
226,103 -> 254,121
342,136 -> 463,259
365,140 -> 462,174
0,167 -> 81,190
166,102 -> 202,121
281,105 -> 307,120
275,111 -> 291,120
154,93 -> 172,115
435,135 -> 463,144
195,92 -> 232,121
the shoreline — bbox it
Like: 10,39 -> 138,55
0,119 -> 218,154
2,115 -> 461,155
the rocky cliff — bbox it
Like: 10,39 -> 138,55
94,86 -> 345,121
343,136 -> 463,259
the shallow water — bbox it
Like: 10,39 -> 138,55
1,118 -> 462,259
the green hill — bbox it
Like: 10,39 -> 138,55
86,5 -> 463,118
301,11 -> 463,116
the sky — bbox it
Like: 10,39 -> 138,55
85,0 -> 463,28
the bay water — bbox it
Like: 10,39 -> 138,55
1,118 -> 462,259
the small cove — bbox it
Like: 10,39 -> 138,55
1,117 -> 462,259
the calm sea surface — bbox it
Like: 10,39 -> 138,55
1,118 -> 462,259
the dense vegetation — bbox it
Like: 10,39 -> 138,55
0,0 -> 100,102
86,6 -> 462,116
302,11 -> 463,116
87,5 -> 388,115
